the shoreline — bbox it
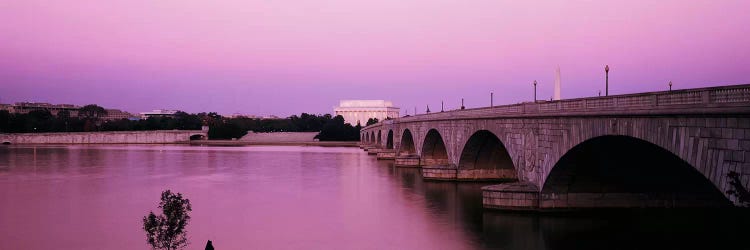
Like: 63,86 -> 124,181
188,140 -> 360,147
0,141 -> 360,147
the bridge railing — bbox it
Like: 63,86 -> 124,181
377,84 -> 750,125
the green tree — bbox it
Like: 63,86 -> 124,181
0,110 -> 11,132
28,109 -> 55,132
143,190 -> 193,250
366,118 -> 379,126
173,111 -> 202,130
315,115 -> 361,141
55,110 -> 72,132
79,104 -> 108,131
727,171 -> 750,207
79,104 -> 108,120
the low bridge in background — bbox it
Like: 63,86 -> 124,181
360,84 -> 750,210
0,129 -> 208,144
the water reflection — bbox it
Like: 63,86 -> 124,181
0,145 -> 747,250
383,164 -> 749,250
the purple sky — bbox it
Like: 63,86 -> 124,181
1,0 -> 749,117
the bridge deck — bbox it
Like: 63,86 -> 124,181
365,84 -> 750,128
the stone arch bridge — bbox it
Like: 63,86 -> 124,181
360,84 -> 750,210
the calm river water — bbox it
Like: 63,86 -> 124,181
0,145 -> 747,250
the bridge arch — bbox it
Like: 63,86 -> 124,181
457,130 -> 518,180
421,129 -> 450,166
377,130 -> 382,147
386,130 -> 394,149
370,131 -> 375,144
541,135 -> 731,208
399,129 -> 416,156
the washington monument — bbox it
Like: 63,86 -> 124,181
554,66 -> 562,100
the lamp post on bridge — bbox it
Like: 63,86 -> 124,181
669,81 -> 673,91
441,101 -> 444,112
533,80 -> 537,102
461,98 -> 465,110
605,65 -> 610,96
490,91 -> 494,107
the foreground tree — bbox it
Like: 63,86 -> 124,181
727,171 -> 750,207
143,190 -> 193,250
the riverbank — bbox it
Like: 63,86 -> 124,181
0,130 -> 207,144
189,140 -> 359,147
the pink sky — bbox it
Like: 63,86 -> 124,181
1,0 -> 748,116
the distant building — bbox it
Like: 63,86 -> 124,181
334,100 -> 400,126
8,102 -> 81,116
103,109 -> 138,120
0,104 -> 13,112
0,102 -> 136,120
225,113 -> 257,119
139,109 -> 180,119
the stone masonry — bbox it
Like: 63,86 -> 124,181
360,84 -> 750,208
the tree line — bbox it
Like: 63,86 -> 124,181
0,105 -> 362,141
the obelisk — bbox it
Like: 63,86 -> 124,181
553,66 -> 561,100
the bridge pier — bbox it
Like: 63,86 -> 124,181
376,149 -> 396,160
422,165 -> 456,180
483,182 -> 733,211
394,155 -> 420,167
362,145 -> 375,151
423,165 -> 518,181
367,148 -> 383,155
482,182 -> 540,211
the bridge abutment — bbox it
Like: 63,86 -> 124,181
367,147 -> 383,155
483,183 -> 733,211
376,149 -> 396,160
423,165 -> 517,181
456,169 -> 517,181
394,155 -> 420,167
482,182 -> 540,211
422,165 -> 457,180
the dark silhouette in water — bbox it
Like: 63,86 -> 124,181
205,240 -> 214,250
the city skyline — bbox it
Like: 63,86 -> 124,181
1,0 -> 749,116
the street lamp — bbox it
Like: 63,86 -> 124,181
669,81 -> 673,91
605,65 -> 610,96
533,80 -> 537,102
426,105 -> 431,113
490,91 -> 494,107
441,101 -> 444,112
461,98 -> 465,110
